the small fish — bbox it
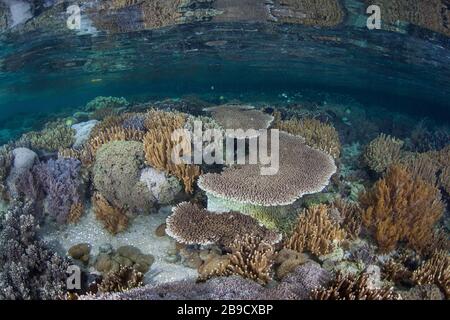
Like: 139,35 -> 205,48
90,78 -> 102,83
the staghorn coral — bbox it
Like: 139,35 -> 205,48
273,115 -> 341,158
205,104 -> 274,139
93,141 -> 154,214
98,266 -> 144,293
166,202 -> 281,247
19,121 -> 75,153
0,201 -> 69,300
85,96 -> 129,112
199,234 -> 275,285
412,250 -> 450,299
311,271 -> 400,300
363,133 -> 404,173
199,131 -> 336,207
34,158 -> 84,224
143,110 -> 200,193
92,192 -> 129,235
360,165 -> 445,253
284,204 -> 347,257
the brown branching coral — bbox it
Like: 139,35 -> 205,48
360,165 -> 445,253
284,205 -> 347,256
98,266 -> 144,293
92,193 -> 129,235
143,110 -> 200,193
363,133 -> 404,173
67,202 -> 84,224
199,235 -> 276,285
312,272 -> 400,300
413,250 -> 450,299
331,198 -> 362,239
273,114 -> 341,158
166,202 -> 281,247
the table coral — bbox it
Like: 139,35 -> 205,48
360,165 -> 445,253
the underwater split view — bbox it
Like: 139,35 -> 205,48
0,0 -> 449,309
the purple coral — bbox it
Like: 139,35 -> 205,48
122,113 -> 147,131
34,158 -> 83,224
0,201 -> 69,300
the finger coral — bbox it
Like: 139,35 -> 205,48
363,133 -> 404,173
199,234 -> 276,285
93,141 -> 154,214
360,165 -> 445,253
311,271 -> 400,300
166,202 -> 282,247
98,266 -> 144,294
34,158 -> 84,224
92,192 -> 129,235
273,115 -> 341,158
284,204 -> 347,256
412,250 -> 450,299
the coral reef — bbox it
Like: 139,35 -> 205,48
360,165 -> 445,253
92,192 -> 129,235
312,271 -> 400,300
412,250 -> 449,299
198,234 -> 275,285
93,141 -> 153,214
85,96 -> 129,112
139,167 -> 182,204
5,147 -> 38,199
0,201 -> 69,300
34,158 -> 84,224
284,205 -> 347,257
0,145 -> 12,198
166,202 -> 281,247
19,121 -> 75,153
199,131 -> 336,206
205,104 -> 274,139
363,133 -> 404,173
274,114 -> 341,158
98,266 -> 144,293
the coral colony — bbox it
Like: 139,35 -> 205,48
0,0 -> 449,303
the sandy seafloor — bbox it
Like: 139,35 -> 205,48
40,205 -> 198,285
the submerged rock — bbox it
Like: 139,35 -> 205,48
72,120 -> 98,149
140,167 -> 182,205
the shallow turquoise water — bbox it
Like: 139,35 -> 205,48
0,22 -> 449,143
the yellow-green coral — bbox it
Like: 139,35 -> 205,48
19,121 -> 75,152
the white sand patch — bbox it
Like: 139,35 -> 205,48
40,205 -> 198,284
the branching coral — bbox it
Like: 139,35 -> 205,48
92,192 -> 129,235
0,201 -> 69,300
273,115 -> 341,158
311,272 -> 400,300
166,202 -> 281,247
143,110 -> 200,193
363,133 -> 404,173
19,121 -> 76,153
412,250 -> 450,299
360,165 -> 445,253
34,158 -> 84,224
284,204 -> 347,256
331,198 -> 362,239
85,96 -> 129,112
199,234 -> 275,285
0,145 -> 12,198
93,141 -> 154,214
98,266 -> 144,293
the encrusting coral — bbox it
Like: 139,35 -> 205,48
284,204 -> 347,257
363,133 -> 404,173
143,109 -> 200,193
98,266 -> 144,294
92,192 -> 129,235
412,250 -> 450,299
311,271 -> 400,300
273,113 -> 341,158
360,165 -> 445,253
199,234 -> 276,286
166,202 -> 281,247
